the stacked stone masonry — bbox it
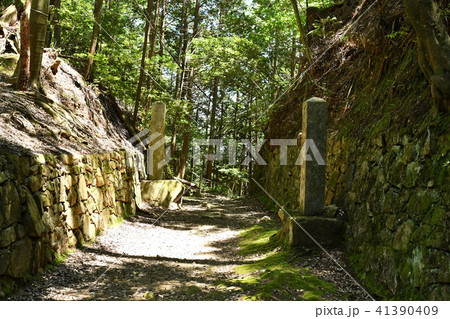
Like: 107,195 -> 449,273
0,151 -> 139,293
255,126 -> 449,300
326,130 -> 449,300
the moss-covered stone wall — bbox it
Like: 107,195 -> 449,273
253,143 -> 301,211
252,4 -> 449,297
254,114 -> 449,300
0,151 -> 140,295
327,118 -> 449,300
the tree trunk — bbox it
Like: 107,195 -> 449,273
290,0 -> 312,65
206,77 -> 219,185
178,129 -> 190,179
273,28 -> 279,76
403,0 -> 450,113
29,0 -> 50,92
144,0 -> 160,111
177,0 -> 201,179
45,4 -> 52,47
233,90 -> 239,141
149,0 -> 160,61
45,0 -> 61,47
16,0 -> 31,91
174,0 -> 189,100
158,0 -> 166,77
84,0 -> 103,81
46,0 -> 61,48
247,93 -> 254,192
170,109 -> 180,173
185,0 -> 200,102
174,0 -> 190,104
290,33 -> 297,82
53,0 -> 61,47
218,93 -> 225,139
132,0 -> 153,127
169,1 -> 189,174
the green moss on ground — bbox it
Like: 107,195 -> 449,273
238,225 -> 279,255
52,248 -> 76,266
220,224 -> 336,301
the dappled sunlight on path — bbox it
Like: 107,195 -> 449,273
8,195 -> 370,301
9,195 -> 272,300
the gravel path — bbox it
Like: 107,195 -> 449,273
9,195 -> 372,301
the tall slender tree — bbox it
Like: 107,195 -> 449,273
178,0 -> 201,179
206,77 -> 219,184
84,0 -> 103,81
169,0 -> 190,173
16,0 -> 50,92
16,0 -> 31,91
133,0 -> 153,127
158,0 -> 166,78
143,0 -> 161,111
46,0 -> 61,48
290,0 -> 312,65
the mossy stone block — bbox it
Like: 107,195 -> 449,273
23,188 -> 45,238
9,238 -> 32,278
0,226 -> 16,248
277,215 -> 344,249
141,180 -> 184,208
392,220 -> 414,251
0,182 -> 21,227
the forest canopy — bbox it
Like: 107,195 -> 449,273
1,0 -> 449,193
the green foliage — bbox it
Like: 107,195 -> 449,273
59,0 -> 93,52
442,2 -> 450,19
304,0 -> 342,10
308,16 -> 341,38
32,0 -> 321,191
385,26 -> 410,40
191,36 -> 263,88
58,0 -> 145,105
219,167 -> 248,182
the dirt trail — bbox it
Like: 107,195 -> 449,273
9,195 -> 371,301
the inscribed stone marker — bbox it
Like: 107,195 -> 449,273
299,97 -> 328,216
148,102 -> 166,180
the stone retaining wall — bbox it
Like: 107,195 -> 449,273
0,151 -> 140,295
326,126 -> 449,300
254,123 -> 449,300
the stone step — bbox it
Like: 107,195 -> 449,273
275,212 -> 344,249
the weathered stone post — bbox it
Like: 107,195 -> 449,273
141,102 -> 184,208
148,102 -> 166,180
276,98 -> 343,248
299,97 -> 328,216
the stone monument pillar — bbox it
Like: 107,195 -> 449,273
148,102 -> 166,180
299,97 -> 328,216
277,98 -> 343,249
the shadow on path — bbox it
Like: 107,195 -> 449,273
9,195 -> 275,300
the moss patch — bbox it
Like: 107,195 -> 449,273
225,225 -> 336,300
0,54 -> 18,78
238,225 -> 279,255
53,248 -> 76,266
